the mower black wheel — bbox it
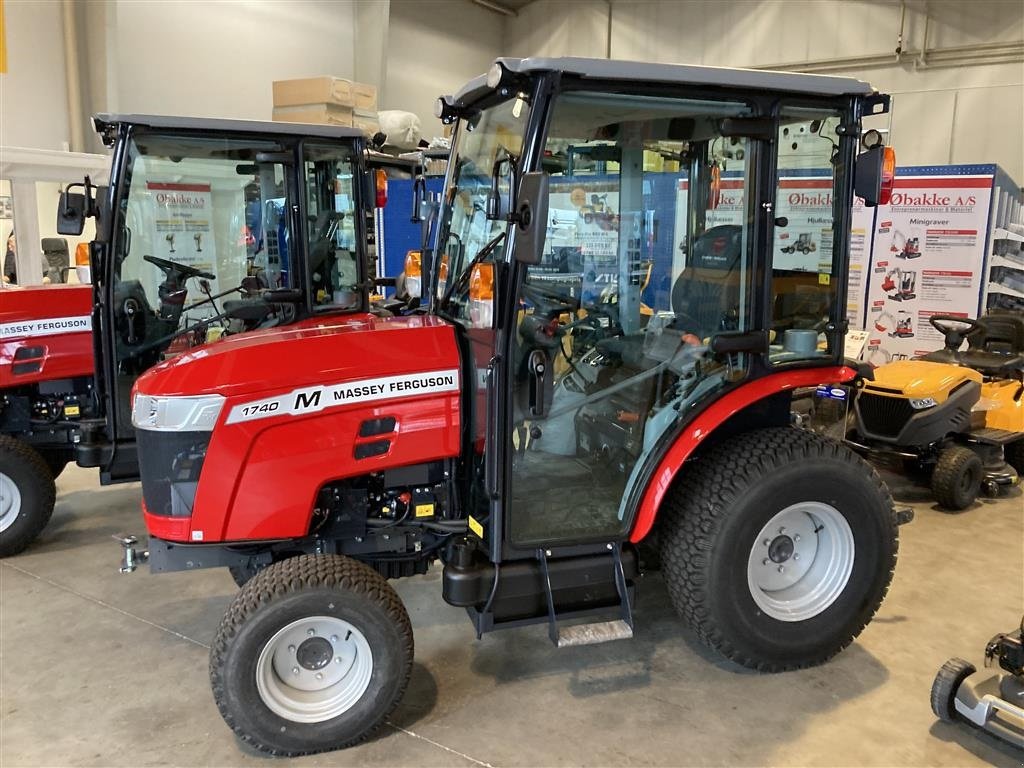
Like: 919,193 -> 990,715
210,554 -> 413,756
0,436 -> 57,558
659,427 -> 898,671
930,657 -> 975,722
1005,439 -> 1024,476
931,446 -> 982,511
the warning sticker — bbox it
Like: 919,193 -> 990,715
0,315 -> 92,339
225,369 -> 460,425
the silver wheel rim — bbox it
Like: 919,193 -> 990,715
0,472 -> 21,533
255,615 -> 373,723
746,502 -> 855,622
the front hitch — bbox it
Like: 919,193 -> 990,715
114,534 -> 149,573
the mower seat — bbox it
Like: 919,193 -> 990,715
671,225 -> 742,339
962,313 -> 1024,377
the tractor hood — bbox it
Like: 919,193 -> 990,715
0,284 -> 94,387
0,284 -> 93,338
865,359 -> 982,398
134,314 -> 461,400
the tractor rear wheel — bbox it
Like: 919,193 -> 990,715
1004,439 -> 1024,476
659,427 -> 898,671
210,554 -> 413,756
931,445 -> 982,511
0,436 -> 57,558
930,657 -> 975,722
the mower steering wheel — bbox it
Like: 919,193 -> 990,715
144,254 -> 216,281
929,314 -> 982,350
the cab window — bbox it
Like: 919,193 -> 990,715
302,143 -> 361,311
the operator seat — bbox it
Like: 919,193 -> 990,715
961,313 -> 1024,378
671,225 -> 743,339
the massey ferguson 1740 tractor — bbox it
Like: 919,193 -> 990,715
0,114 -> 420,556
111,58 -> 905,755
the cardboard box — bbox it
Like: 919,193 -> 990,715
273,77 -> 356,108
352,82 -> 377,111
272,103 -> 353,126
353,108 -> 380,137
272,77 -> 377,110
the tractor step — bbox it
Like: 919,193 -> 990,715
556,619 -> 633,648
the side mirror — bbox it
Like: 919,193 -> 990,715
855,145 -> 896,207
512,171 -> 549,266
57,191 -> 87,235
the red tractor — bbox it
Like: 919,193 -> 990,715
0,114 -> 422,556
105,59 -> 904,755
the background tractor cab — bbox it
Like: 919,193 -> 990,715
55,114 -> 416,487
849,311 -> 1024,510
121,59 -> 905,756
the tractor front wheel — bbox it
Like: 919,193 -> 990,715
660,427 -> 898,671
210,554 -> 413,756
931,445 -> 982,511
0,436 -> 57,558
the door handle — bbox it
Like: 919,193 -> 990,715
527,349 -> 552,418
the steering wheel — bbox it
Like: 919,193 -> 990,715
929,314 -> 983,350
521,280 -> 580,319
144,254 -> 215,281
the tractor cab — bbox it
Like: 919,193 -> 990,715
57,114 -> 419,485
116,59 -> 910,757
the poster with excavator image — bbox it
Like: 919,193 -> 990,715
863,165 -> 994,364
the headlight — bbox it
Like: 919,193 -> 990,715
909,397 -> 937,410
132,393 -> 225,431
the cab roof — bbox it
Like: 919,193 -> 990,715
93,113 -> 365,140
454,56 -> 876,104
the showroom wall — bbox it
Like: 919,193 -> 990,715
0,0 -> 72,150
504,0 -> 1024,180
384,0 -> 504,138
110,1 -> 359,119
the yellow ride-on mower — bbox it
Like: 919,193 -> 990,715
848,313 -> 1024,510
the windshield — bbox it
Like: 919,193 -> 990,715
434,97 -> 531,321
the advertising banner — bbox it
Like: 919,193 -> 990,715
862,168 -> 994,365
147,181 -> 218,297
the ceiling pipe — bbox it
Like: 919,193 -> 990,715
470,0 -> 517,16
757,41 -> 1024,74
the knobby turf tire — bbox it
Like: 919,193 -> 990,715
658,426 -> 898,672
930,657 -> 975,722
209,554 -> 413,756
0,435 -> 57,557
1004,439 -> 1024,476
931,446 -> 982,512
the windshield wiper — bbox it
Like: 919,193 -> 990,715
439,230 -> 507,312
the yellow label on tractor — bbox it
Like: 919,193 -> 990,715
819,273 -> 830,286
468,516 -> 484,539
64,405 -> 80,417
414,503 -> 435,518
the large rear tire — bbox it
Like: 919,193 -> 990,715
930,657 -> 975,722
659,427 -> 898,671
931,445 -> 982,511
210,554 -> 413,756
0,436 -> 57,558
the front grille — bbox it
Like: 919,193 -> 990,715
856,393 -> 914,438
137,429 -> 210,517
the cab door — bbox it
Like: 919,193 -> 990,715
503,90 -> 762,547
90,128 -> 296,482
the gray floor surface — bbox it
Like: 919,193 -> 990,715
1,464 -> 1021,767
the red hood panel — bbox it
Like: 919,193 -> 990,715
0,285 -> 94,386
136,314 -> 460,399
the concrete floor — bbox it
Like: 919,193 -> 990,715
1,465 -> 1021,767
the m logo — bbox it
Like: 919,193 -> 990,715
294,391 -> 322,410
